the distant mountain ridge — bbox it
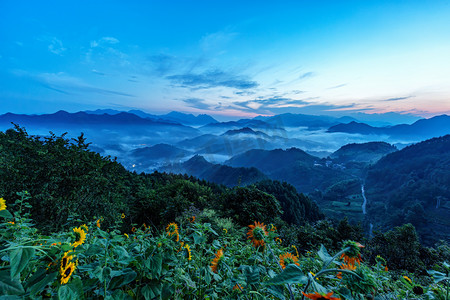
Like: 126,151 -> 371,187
331,141 -> 397,163
162,155 -> 268,187
255,113 -> 358,129
328,114 -> 450,139
0,110 -> 185,127
84,109 -> 217,125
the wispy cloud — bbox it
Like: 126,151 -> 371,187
298,71 -> 315,80
182,98 -> 212,110
90,37 -> 119,48
37,36 -> 66,55
200,30 -> 237,52
233,97 -> 310,111
382,96 -> 413,101
12,70 -> 135,97
167,69 -> 258,90
327,83 -> 347,89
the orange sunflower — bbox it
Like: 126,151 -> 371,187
302,291 -> 341,300
279,252 -> 300,269
340,241 -> 364,265
336,262 -> 357,279
247,221 -> 268,248
166,222 -> 180,242
210,249 -> 224,273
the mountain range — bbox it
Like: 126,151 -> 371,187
328,114 -> 450,140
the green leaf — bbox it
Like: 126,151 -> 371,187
427,270 -> 449,283
58,277 -> 84,300
145,254 -> 162,278
25,270 -> 58,296
105,289 -> 132,300
161,283 -> 174,300
61,244 -> 73,252
10,247 -> 35,279
0,209 -> 14,219
265,264 -> 307,285
141,281 -> 161,300
108,268 -> 137,289
0,270 -> 24,295
266,284 -> 286,300
241,265 -> 260,285
317,245 -> 332,265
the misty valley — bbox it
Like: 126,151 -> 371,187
1,109 -> 449,247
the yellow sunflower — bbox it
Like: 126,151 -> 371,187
80,224 -> 89,232
60,261 -> 77,285
279,252 -> 300,269
60,251 -> 74,273
0,198 -> 6,211
210,249 -> 224,273
184,244 -> 192,261
96,219 -> 101,228
71,227 -> 86,248
247,221 -> 268,248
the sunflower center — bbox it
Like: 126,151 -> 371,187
64,266 -> 72,277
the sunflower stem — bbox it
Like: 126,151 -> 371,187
322,246 -> 351,270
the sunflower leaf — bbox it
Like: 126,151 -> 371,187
264,264 -> 307,285
0,270 -> 24,296
10,247 -> 35,280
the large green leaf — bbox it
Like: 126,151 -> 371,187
141,281 -> 161,300
0,270 -> 24,296
25,269 -> 58,296
145,254 -> 162,278
265,264 -> 307,285
317,245 -> 333,265
108,268 -> 137,289
266,284 -> 286,300
10,247 -> 35,279
58,278 -> 84,300
0,209 -> 13,219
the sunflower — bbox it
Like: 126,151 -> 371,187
71,227 -> 86,248
275,237 -> 282,244
0,198 -> 6,211
121,213 -> 125,219
96,219 -> 101,228
233,284 -> 243,291
291,245 -> 299,257
184,244 -> 192,261
190,216 -> 195,223
80,224 -> 89,232
336,262 -> 357,279
340,241 -> 364,265
279,252 -> 300,269
60,261 -> 77,285
247,221 -> 268,248
210,249 -> 224,273
166,222 -> 179,241
60,251 -> 74,274
301,291 -> 341,300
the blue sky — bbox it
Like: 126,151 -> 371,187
1,0 -> 450,120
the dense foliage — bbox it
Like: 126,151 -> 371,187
0,126 -> 449,299
365,135 -> 450,245
0,126 -> 320,233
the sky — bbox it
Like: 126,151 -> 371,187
1,0 -> 450,121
